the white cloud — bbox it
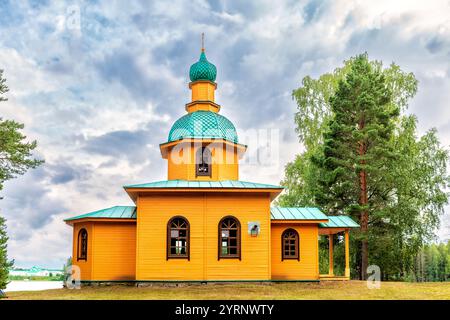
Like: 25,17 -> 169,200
0,48 -> 58,96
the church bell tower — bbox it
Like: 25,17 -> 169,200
159,36 -> 247,181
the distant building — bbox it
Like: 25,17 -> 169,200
9,266 -> 63,277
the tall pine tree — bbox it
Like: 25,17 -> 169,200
0,216 -> 13,291
314,54 -> 398,279
0,69 -> 43,290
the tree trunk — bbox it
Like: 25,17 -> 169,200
360,170 -> 368,280
359,118 -> 369,280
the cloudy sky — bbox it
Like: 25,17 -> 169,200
0,0 -> 449,268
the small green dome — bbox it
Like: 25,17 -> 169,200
168,111 -> 238,143
189,51 -> 217,82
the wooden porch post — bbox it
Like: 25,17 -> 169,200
328,234 -> 334,276
345,229 -> 350,278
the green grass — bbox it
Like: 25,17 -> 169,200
4,281 -> 450,300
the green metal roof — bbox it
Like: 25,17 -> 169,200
124,180 -> 283,189
168,111 -> 239,144
65,206 -> 136,221
270,208 -> 359,227
189,51 -> 217,82
65,204 -> 359,228
270,207 -> 328,220
319,216 -> 359,228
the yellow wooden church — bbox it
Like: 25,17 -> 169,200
65,46 -> 359,282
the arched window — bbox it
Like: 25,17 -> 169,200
167,216 -> 190,260
196,146 -> 212,177
77,228 -> 88,261
218,216 -> 241,260
282,229 -> 299,261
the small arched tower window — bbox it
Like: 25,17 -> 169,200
77,228 -> 88,261
167,216 -> 190,260
218,216 -> 241,260
282,229 -> 299,261
196,146 -> 212,177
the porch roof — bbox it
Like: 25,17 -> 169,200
319,215 -> 359,228
270,207 -> 328,220
270,208 -> 359,227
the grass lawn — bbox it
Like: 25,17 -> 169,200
4,281 -> 450,300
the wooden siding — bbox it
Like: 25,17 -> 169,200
72,223 -> 93,281
205,193 -> 271,280
136,192 -> 271,281
91,222 -> 136,281
186,102 -> 219,113
167,142 -> 239,181
70,196 -> 324,282
270,224 -> 319,280
190,81 -> 215,102
72,221 -> 136,281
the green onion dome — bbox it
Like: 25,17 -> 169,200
168,111 -> 238,143
189,51 -> 217,82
